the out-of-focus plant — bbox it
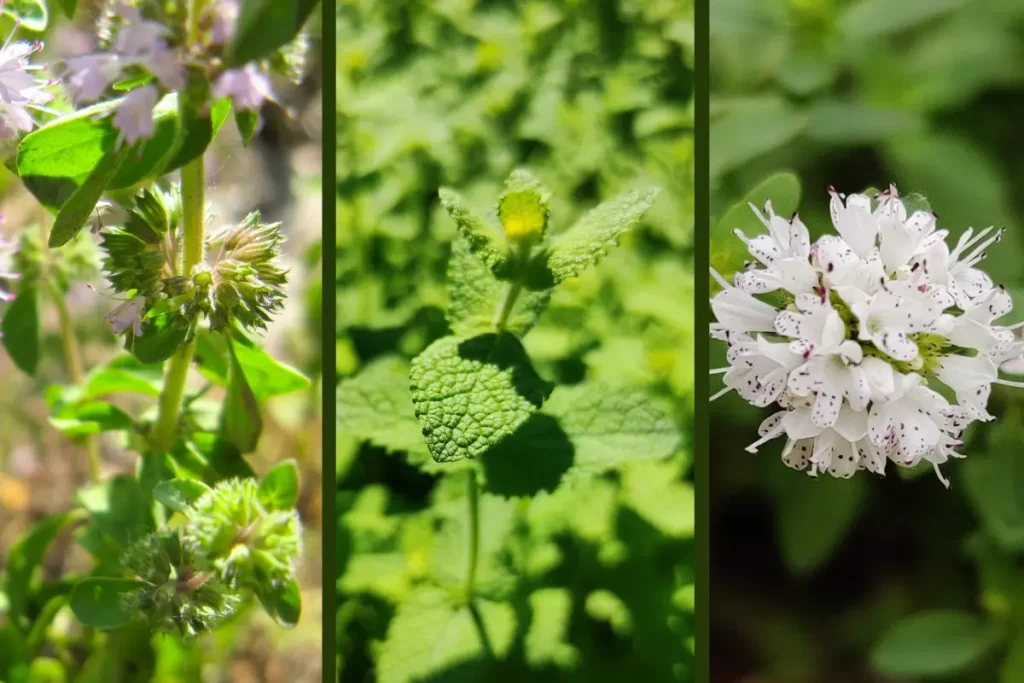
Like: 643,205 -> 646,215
0,1 -> 318,681
338,1 -> 694,681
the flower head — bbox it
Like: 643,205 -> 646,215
711,184 -> 1024,487
0,38 -> 52,138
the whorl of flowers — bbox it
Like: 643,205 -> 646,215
710,185 -> 1024,487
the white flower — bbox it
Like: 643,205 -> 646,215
0,40 -> 52,138
113,85 -> 158,147
711,183 -> 1023,486
0,234 -> 19,303
213,64 -> 274,111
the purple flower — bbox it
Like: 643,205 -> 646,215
113,85 -> 158,147
64,53 -> 121,104
105,296 -> 146,337
213,64 -> 273,111
0,40 -> 52,138
209,0 -> 242,46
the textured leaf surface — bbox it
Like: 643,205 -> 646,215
545,383 -> 680,480
410,334 -> 552,463
447,237 -> 550,338
376,586 -> 516,683
534,188 -> 659,287
438,189 -> 512,276
337,356 -> 430,462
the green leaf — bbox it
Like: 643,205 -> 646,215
153,479 -> 211,513
410,333 -> 552,463
871,610 -> 999,677
546,383 -> 680,480
480,414 -> 574,497
447,237 -> 550,337
839,0 -> 969,40
775,474 -> 865,575
49,144 -> 131,247
620,460 -> 695,538
127,312 -> 189,364
525,588 -> 579,669
256,577 -> 301,626
438,188 -> 513,277
76,476 -> 150,548
530,188 -> 659,288
712,172 -> 802,284
221,338 -> 262,453
235,108 -> 259,147
709,97 -> 808,180
962,424 -> 1024,551
226,0 -> 319,67
1,287 -> 40,376
257,460 -> 299,510
3,0 -> 48,31
376,587 -> 516,683
69,579 -> 146,630
231,331 -> 310,402
336,356 -> 431,462
162,97 -> 231,173
49,401 -> 134,439
5,511 -> 81,628
82,361 -> 162,400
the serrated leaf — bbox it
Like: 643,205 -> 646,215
545,383 -> 680,479
447,237 -> 550,338
530,188 -> 659,288
871,610 -> 999,677
2,286 -> 40,376
376,587 -> 516,683
410,333 -> 552,463
336,356 -> 430,462
49,144 -> 131,248
438,188 -> 513,276
153,479 -> 211,513
257,460 -> 299,510
69,579 -> 146,630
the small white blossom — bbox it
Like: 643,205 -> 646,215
213,64 -> 274,111
112,85 -> 158,147
105,296 -> 146,337
0,39 -> 52,138
0,233 -> 19,303
712,183 -> 1023,487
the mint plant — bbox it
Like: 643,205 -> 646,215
339,170 -> 691,681
0,1 -> 318,681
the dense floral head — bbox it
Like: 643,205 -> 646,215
98,187 -> 289,345
711,184 -> 1024,487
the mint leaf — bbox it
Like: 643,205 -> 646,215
438,188 -> 513,277
871,610 -> 999,677
546,383 -> 680,480
773,472 -> 864,576
376,586 -> 516,683
447,237 -> 550,338
337,356 -> 430,463
497,169 -> 550,241
410,334 -> 552,463
529,188 -> 659,288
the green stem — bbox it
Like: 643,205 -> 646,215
492,283 -> 522,330
150,156 -> 205,451
464,468 -> 480,602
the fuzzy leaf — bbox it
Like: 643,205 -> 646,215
69,579 -> 146,630
376,587 -> 516,683
438,189 -> 513,276
257,460 -> 300,510
446,237 -> 550,337
529,188 -> 659,288
410,333 -> 552,463
336,357 -> 430,461
153,479 -> 211,513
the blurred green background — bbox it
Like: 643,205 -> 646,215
338,0 -> 694,680
711,1 -> 1024,681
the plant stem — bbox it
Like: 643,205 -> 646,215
492,283 -> 522,330
150,155 -> 205,451
464,468 -> 480,602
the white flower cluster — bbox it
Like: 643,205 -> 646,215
711,185 -> 1024,487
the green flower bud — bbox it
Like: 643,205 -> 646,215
186,478 -> 302,591
120,528 -> 241,638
